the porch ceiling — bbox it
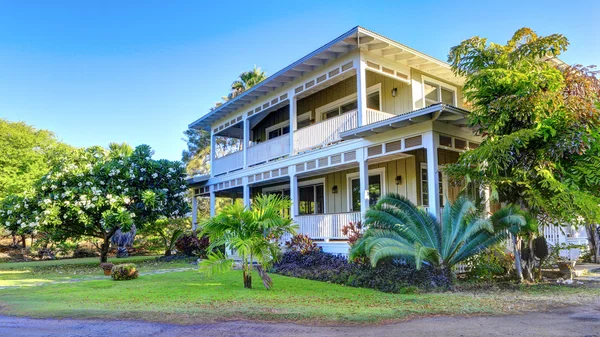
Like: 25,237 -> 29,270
340,104 -> 470,140
189,26 -> 465,132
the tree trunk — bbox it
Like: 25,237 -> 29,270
164,248 -> 172,256
100,236 -> 111,263
11,234 -> 17,248
21,235 -> 26,248
586,224 -> 599,263
513,234 -> 524,282
243,270 -> 252,289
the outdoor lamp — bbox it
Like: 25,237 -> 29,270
332,185 -> 338,194
391,88 -> 398,97
395,175 -> 402,185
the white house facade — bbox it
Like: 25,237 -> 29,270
186,26 -> 584,255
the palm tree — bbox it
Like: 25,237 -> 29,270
350,194 -> 524,278
227,66 -> 267,100
199,194 -> 297,289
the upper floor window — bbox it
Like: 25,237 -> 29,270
316,84 -> 382,122
266,121 -> 290,140
422,76 -> 457,107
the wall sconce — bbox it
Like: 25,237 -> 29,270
332,185 -> 338,194
395,175 -> 402,185
391,88 -> 398,97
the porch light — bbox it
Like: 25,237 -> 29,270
395,175 -> 402,185
332,185 -> 338,194
391,88 -> 398,97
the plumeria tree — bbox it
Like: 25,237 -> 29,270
0,191 -> 40,247
0,143 -> 190,262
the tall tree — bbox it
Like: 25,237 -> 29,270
0,119 -> 72,199
227,65 -> 267,100
445,28 -> 600,264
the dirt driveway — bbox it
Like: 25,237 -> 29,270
1,304 -> 599,337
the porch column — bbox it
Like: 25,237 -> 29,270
210,129 -> 216,177
289,93 -> 297,155
355,54 -> 367,127
209,185 -> 216,217
191,194 -> 198,231
357,148 -> 369,219
242,177 -> 251,208
425,131 -> 440,217
289,165 -> 299,218
243,118 -> 250,168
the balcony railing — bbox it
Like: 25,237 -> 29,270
294,212 -> 361,240
213,150 -> 243,176
365,108 -> 395,124
293,109 -> 358,154
247,133 -> 290,166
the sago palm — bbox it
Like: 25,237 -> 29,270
199,194 -> 296,289
350,194 -> 522,273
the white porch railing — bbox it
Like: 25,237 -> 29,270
293,109 -> 358,153
247,133 -> 290,166
365,108 -> 395,124
213,150 -> 243,176
294,212 -> 361,240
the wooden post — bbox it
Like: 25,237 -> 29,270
425,131 -> 440,217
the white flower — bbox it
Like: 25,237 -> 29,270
5,221 -> 9,226
152,173 -> 158,179
51,185 -> 57,190
85,181 -> 91,186
62,181 -> 67,186
116,186 -> 122,190
123,197 -> 131,204
130,213 -> 136,218
78,182 -> 83,187
140,168 -> 146,172
140,177 -> 144,181
118,160 -> 124,165
100,181 -> 105,185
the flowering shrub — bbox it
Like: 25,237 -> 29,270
111,263 -> 139,281
341,221 -> 363,246
285,234 -> 320,255
272,250 -> 452,292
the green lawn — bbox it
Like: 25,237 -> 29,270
1,266 -> 598,324
0,255 -> 192,287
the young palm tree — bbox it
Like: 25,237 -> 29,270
227,66 -> 267,100
350,194 -> 524,277
199,194 -> 296,289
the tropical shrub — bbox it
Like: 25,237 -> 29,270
464,246 -> 513,282
73,246 -> 98,258
175,231 -> 210,257
351,194 -> 519,278
199,194 -> 297,289
111,263 -> 138,281
272,250 -> 451,291
285,234 -> 320,255
341,221 -> 363,246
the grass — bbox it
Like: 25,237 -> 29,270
1,267 -> 599,324
0,255 -> 192,287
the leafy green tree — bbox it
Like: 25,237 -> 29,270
13,144 -> 190,262
140,218 -> 190,256
446,28 -> 600,226
350,194 -> 523,282
0,119 -> 72,199
199,194 -> 296,289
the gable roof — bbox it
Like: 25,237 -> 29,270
189,26 -> 464,131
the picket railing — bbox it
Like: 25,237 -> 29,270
247,133 -> 290,166
365,108 -> 395,124
212,150 -> 243,176
293,110 -> 358,153
294,212 -> 362,241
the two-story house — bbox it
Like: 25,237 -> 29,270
186,26 -> 488,254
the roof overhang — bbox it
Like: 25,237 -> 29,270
186,174 -> 210,187
340,104 -> 470,140
189,26 -> 465,132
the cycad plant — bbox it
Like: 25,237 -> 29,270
350,194 -> 524,277
199,194 -> 296,289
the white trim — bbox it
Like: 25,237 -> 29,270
366,83 -> 382,111
346,167 -> 386,212
315,84 -> 381,122
419,163 -> 448,207
421,75 -> 457,108
265,120 -> 290,140
261,178 -> 326,214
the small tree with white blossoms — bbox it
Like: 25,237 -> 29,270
32,144 -> 189,262
0,191 -> 40,247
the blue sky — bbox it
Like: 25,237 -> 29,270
1,0 -> 598,161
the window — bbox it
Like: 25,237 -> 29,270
316,84 -> 381,122
297,112 -> 311,129
299,184 -> 325,215
420,164 -> 446,208
265,121 -> 290,140
347,168 -> 385,212
422,76 -> 456,107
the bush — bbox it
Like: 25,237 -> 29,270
100,262 -> 114,271
285,234 -> 320,255
111,263 -> 139,281
272,250 -> 452,292
175,232 -> 210,257
464,247 -> 512,282
341,221 -> 363,246
73,247 -> 98,258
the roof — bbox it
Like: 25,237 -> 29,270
340,103 -> 470,139
189,26 -> 465,131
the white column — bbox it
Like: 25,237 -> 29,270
355,54 -> 367,127
357,148 -> 369,218
289,94 -> 297,155
425,131 -> 440,217
210,129 -> 216,177
191,194 -> 198,231
242,177 -> 251,208
243,118 -> 250,168
289,165 -> 299,218
209,185 -> 216,217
